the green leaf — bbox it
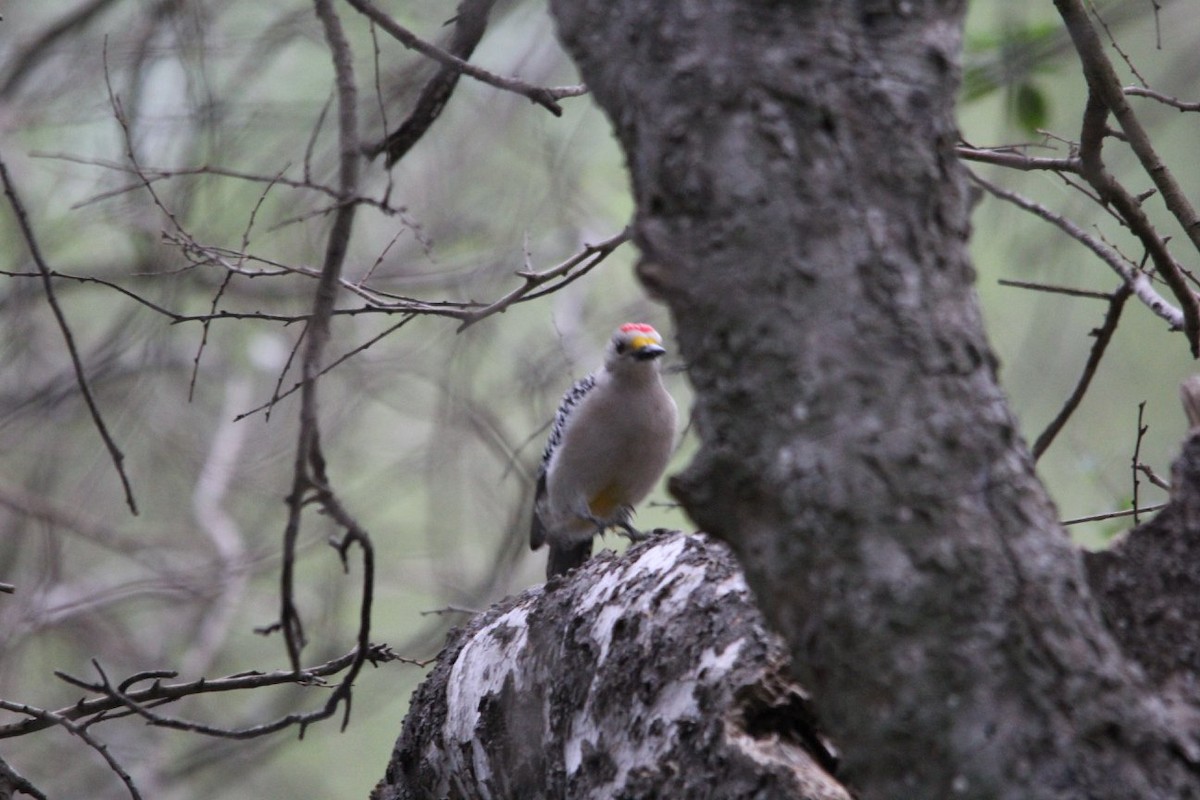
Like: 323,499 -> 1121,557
1012,82 -> 1049,133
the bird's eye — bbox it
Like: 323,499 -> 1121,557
615,341 -> 628,355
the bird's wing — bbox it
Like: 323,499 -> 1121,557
530,470 -> 548,550
530,372 -> 597,550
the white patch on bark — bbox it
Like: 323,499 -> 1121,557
444,605 -> 531,790
564,536 -> 745,786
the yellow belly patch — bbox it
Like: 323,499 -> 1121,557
588,484 -> 621,518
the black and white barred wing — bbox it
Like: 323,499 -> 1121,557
530,372 -> 597,550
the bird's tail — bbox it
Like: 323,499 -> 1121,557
547,539 -> 592,578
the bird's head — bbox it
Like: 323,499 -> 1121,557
605,323 -> 667,373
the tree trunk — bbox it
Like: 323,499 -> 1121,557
370,534 -> 849,800
1085,428 -> 1200,706
549,2 -> 1200,798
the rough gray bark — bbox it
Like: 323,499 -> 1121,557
1086,429 -> 1200,705
548,2 -> 1200,799
371,533 -> 849,800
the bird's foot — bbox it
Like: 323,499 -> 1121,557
614,507 -> 655,542
582,512 -> 609,538
616,522 -> 649,542
617,525 -> 676,543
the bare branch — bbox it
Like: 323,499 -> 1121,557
343,0 -> 586,118
1061,503 -> 1165,526
1124,86 -> 1200,112
0,754 -> 46,800
1056,0 -> 1200,351
457,227 -> 632,330
234,315 -> 415,422
277,0 -> 368,674
1075,90 -> 1200,353
1132,400 -> 1150,525
969,170 -> 1184,329
0,155 -> 138,515
0,645 -> 415,740
1032,284 -> 1131,460
1136,462 -> 1171,491
956,144 -> 1080,172
997,278 -> 1112,301
367,0 -> 499,167
0,699 -> 142,800
0,478 -> 142,556
1087,1 -> 1149,88
0,0 -> 122,99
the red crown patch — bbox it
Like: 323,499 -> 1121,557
619,323 -> 656,334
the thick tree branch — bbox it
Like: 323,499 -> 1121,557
1056,0 -> 1200,254
343,0 -> 584,118
277,0 -> 366,674
372,534 -> 847,800
1056,0 -> 1200,353
366,0 -> 498,167
1076,90 -> 1200,353
0,0 -> 122,99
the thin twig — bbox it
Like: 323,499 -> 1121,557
31,643 -> 414,742
1032,284 -> 1131,460
0,699 -> 142,799
0,645 -> 411,740
0,155 -> 138,515
249,325 -> 306,424
955,144 -> 1079,172
420,605 -> 482,617
969,171 -> 1183,329
304,94 -> 333,187
1135,462 -> 1170,491
188,169 -> 288,401
235,315 -> 415,422
1087,0 -> 1149,88
33,151 -> 400,216
2,217 -> 627,333
1132,401 -> 1149,525
997,278 -> 1112,301
1061,503 -> 1165,526
1124,85 -> 1200,112
457,227 -> 632,330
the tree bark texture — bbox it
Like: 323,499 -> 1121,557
549,2 -> 1200,798
1086,430 -> 1200,707
371,533 -> 849,800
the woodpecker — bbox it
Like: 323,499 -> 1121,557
531,323 -> 678,578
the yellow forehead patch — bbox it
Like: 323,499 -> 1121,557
629,335 -> 659,351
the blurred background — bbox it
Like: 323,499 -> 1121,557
0,0 -> 1196,796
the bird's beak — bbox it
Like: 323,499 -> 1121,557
632,339 -> 666,360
